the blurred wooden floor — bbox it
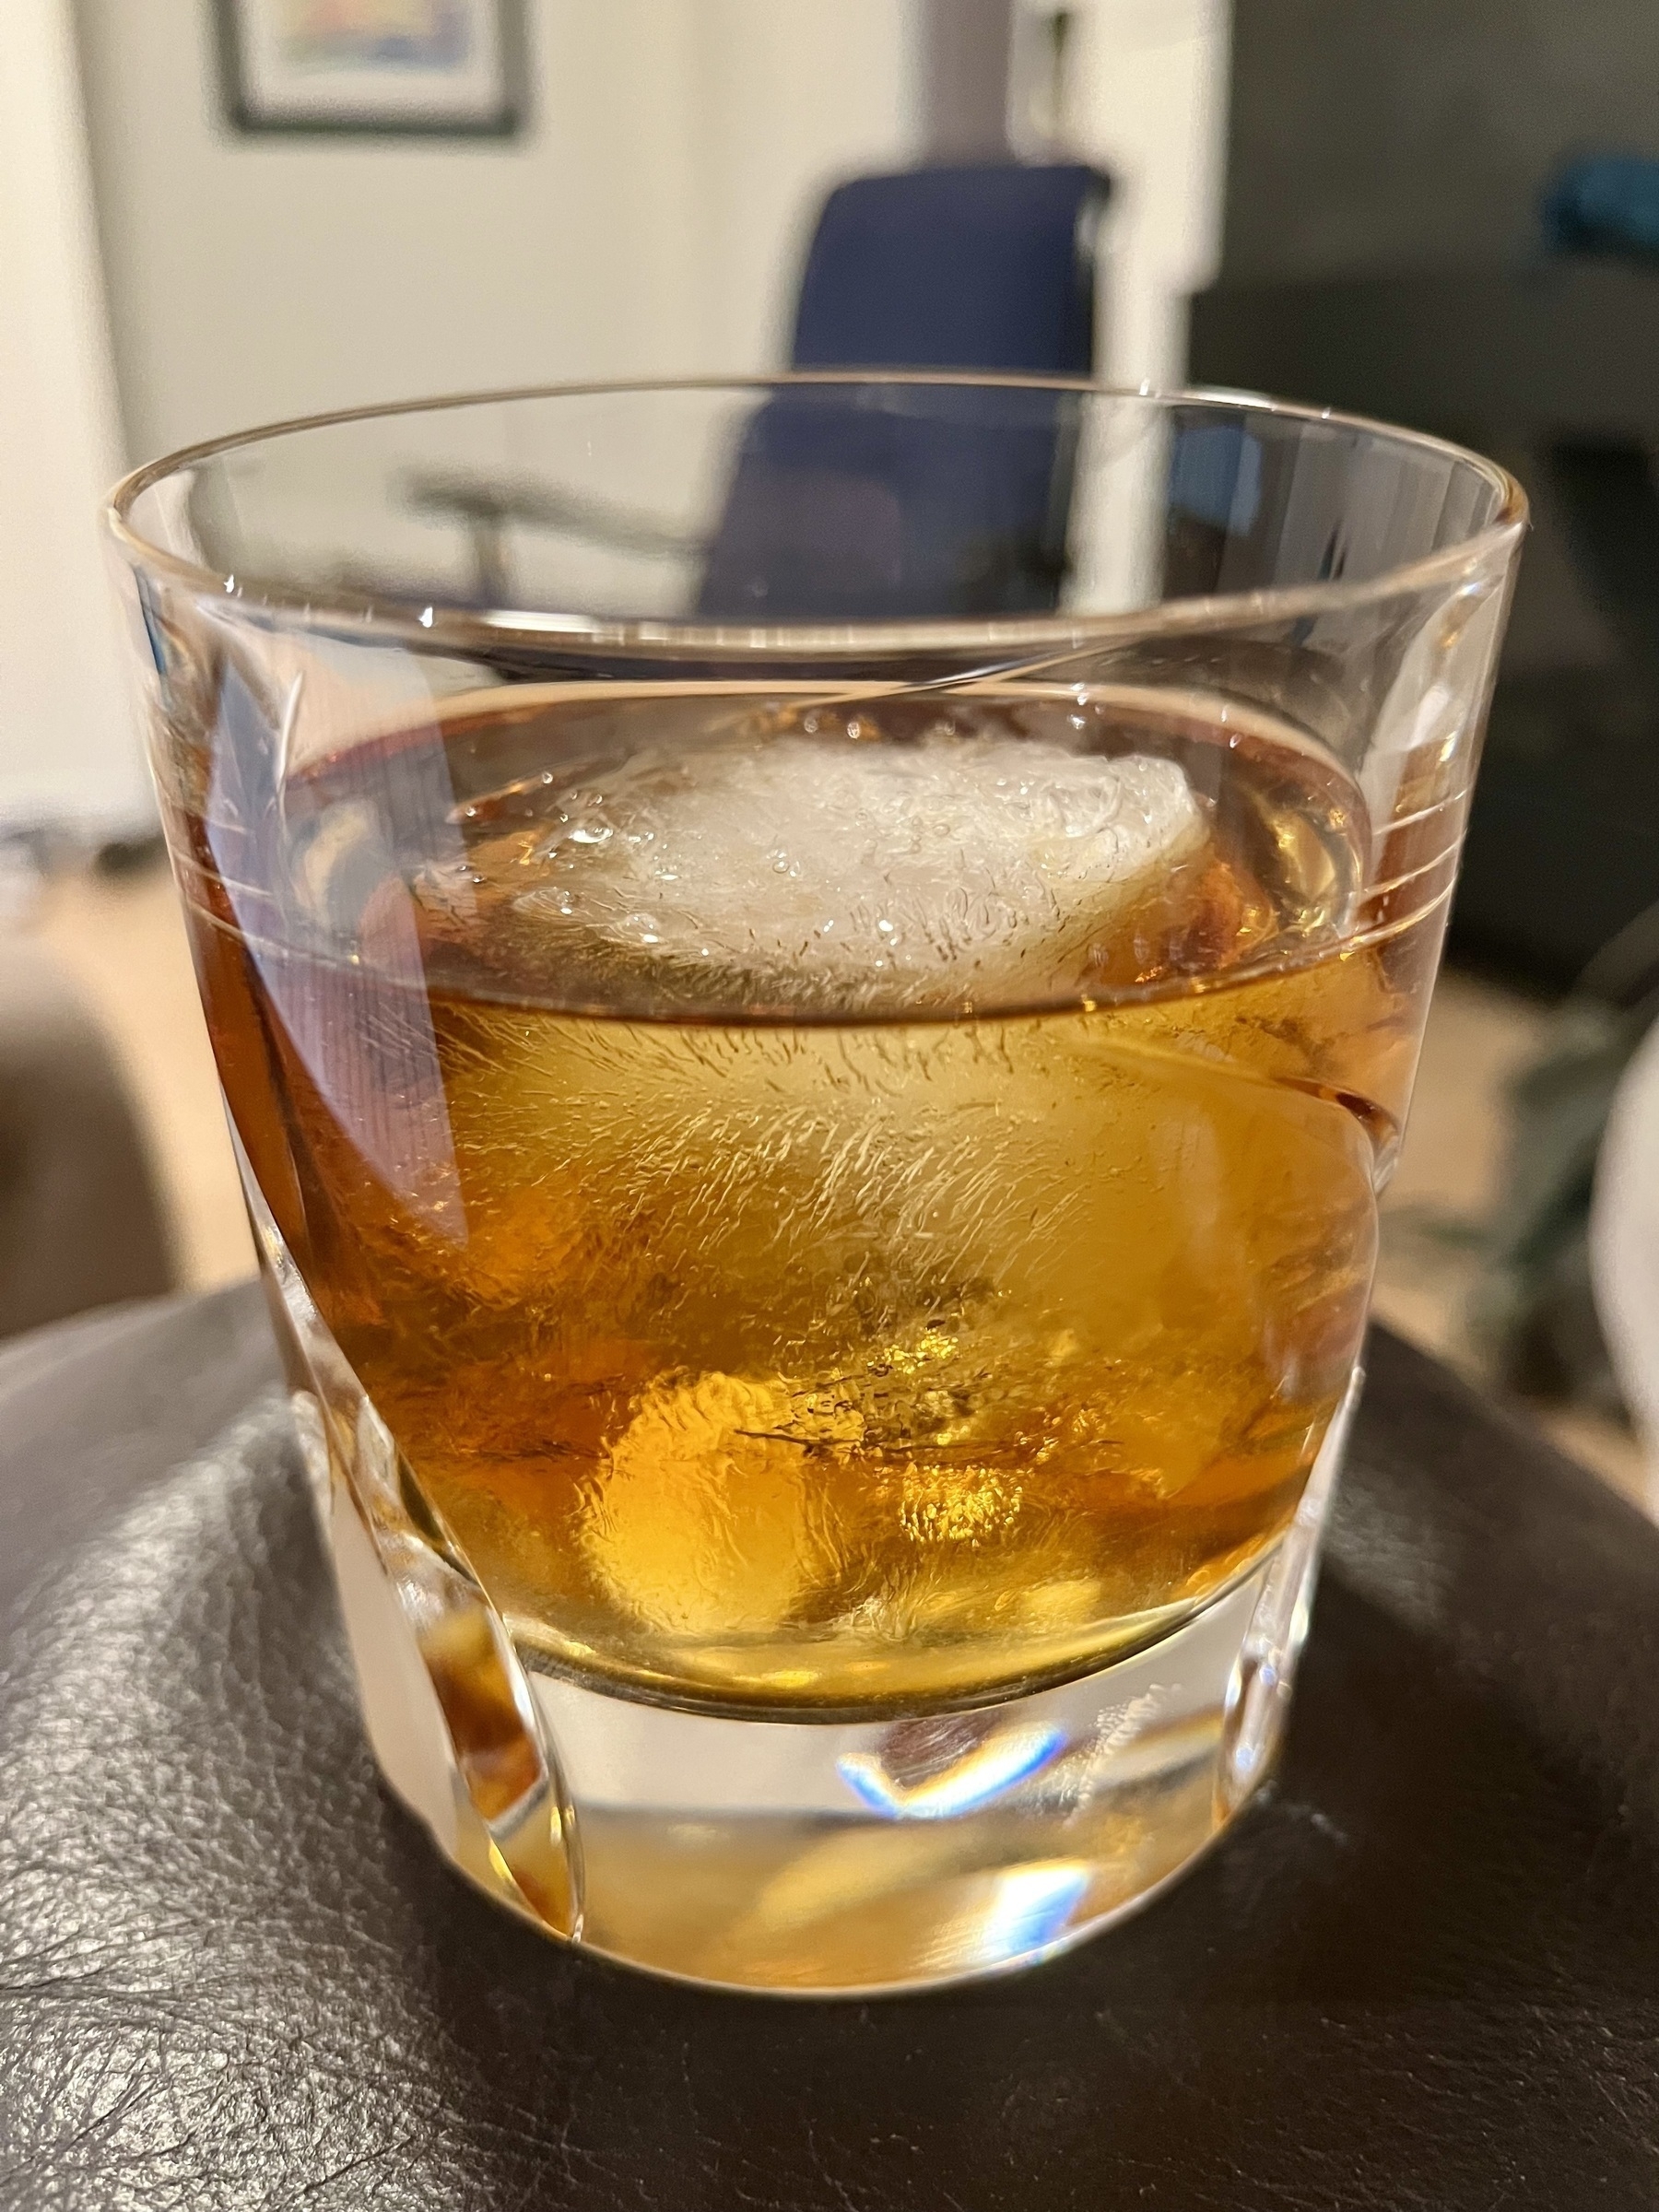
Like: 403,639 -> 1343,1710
27,855 -> 1648,1504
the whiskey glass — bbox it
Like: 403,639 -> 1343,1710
109,376 -> 1523,1992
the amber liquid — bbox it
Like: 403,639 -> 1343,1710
182,685 -> 1439,1714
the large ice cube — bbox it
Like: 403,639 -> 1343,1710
477,731 -> 1206,1012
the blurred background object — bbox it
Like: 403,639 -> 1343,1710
0,0 -> 177,1330
1592,1011 -> 1659,1498
1188,0 -> 1659,990
1008,0 -> 1230,389
0,929 -> 174,1336
2,0 -> 153,852
7,0 -> 1659,1508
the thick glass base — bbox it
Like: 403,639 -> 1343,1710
524,1548 -> 1315,1993
249,1164 -> 1350,1995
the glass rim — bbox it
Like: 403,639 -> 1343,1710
106,371 -> 1528,659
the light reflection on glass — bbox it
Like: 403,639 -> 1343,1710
837,1721 -> 1067,1819
971,1861 -> 1094,1963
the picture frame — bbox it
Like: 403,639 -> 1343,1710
214,0 -> 526,138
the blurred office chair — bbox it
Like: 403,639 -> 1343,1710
698,163 -> 1110,622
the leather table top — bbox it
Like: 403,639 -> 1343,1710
3,1283 -> 1657,2208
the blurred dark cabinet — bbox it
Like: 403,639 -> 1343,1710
1192,264 -> 1659,986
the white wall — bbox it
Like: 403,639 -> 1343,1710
74,0 -> 922,465
0,0 -> 150,835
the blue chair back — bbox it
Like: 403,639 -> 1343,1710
698,164 -> 1110,622
792,163 -> 1109,376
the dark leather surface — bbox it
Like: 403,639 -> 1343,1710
4,1283 -> 1659,2208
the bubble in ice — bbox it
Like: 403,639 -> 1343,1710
465,730 -> 1207,1011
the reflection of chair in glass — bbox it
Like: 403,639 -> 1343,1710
700,162 -> 1111,620
695,377 -> 1091,621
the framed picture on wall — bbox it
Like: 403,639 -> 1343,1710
215,0 -> 526,137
